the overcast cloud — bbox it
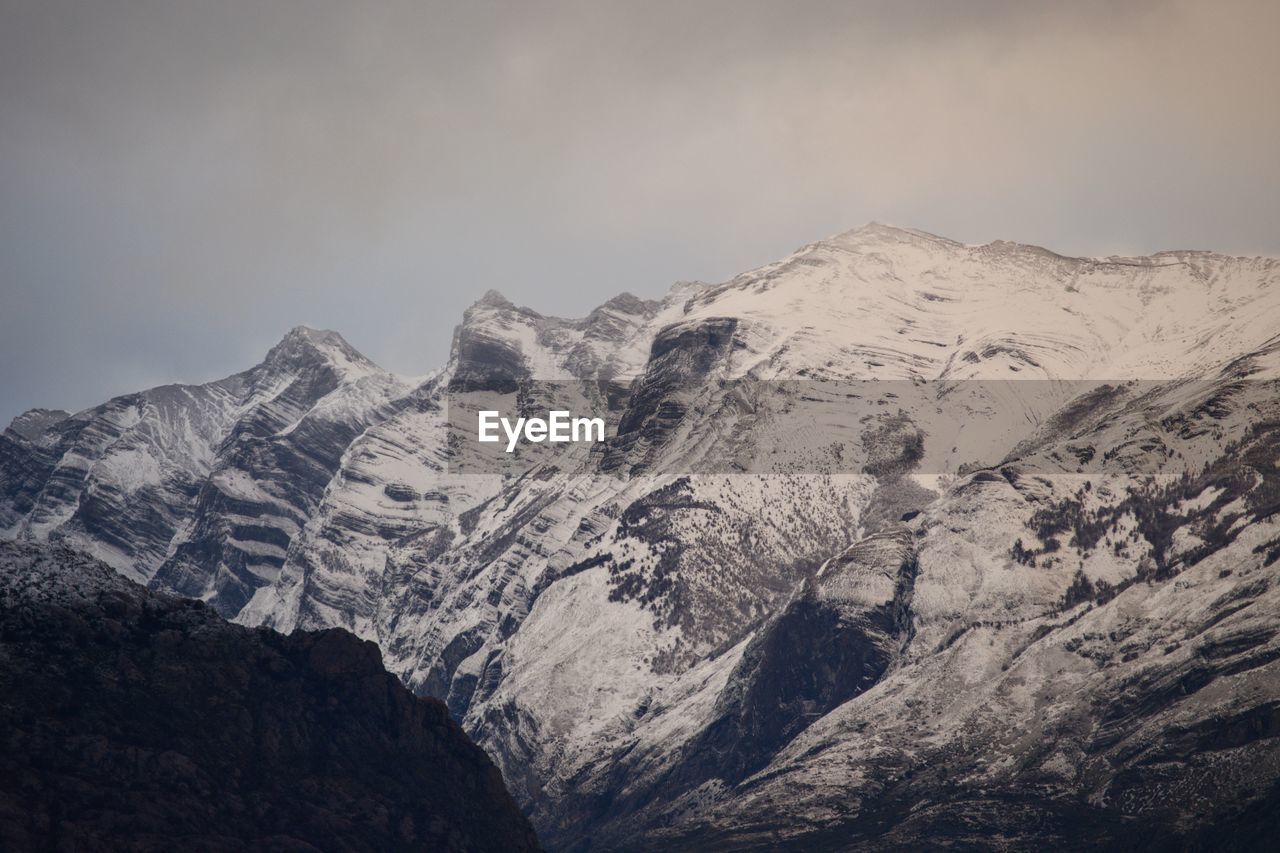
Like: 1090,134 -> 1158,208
2,0 -> 1278,423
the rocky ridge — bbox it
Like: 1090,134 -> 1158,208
0,539 -> 539,852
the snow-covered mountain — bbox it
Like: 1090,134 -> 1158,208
4,223 -> 1280,848
0,325 -> 410,608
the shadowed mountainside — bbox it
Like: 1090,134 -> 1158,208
0,540 -> 539,853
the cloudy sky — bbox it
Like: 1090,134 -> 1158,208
2,0 -> 1278,424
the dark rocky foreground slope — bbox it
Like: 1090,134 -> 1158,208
0,540 -> 539,852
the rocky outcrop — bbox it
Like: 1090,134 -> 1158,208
148,328 -> 411,617
0,540 -> 539,852
0,326 -> 409,614
602,317 -> 740,475
684,529 -> 918,785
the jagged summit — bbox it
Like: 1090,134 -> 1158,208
260,324 -> 377,375
271,324 -> 351,354
280,324 -> 348,345
596,291 -> 653,312
4,408 -> 70,442
473,289 -> 516,309
0,321 -> 407,589
460,290 -> 545,328
584,292 -> 664,328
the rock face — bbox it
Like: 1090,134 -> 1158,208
689,530 -> 919,787
5,223 -> 1280,849
0,540 -> 540,852
0,326 -> 410,614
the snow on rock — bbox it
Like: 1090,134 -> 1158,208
4,225 -> 1280,847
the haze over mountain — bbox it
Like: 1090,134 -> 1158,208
4,223 -> 1280,848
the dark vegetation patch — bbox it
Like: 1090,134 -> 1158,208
1008,419 -> 1280,609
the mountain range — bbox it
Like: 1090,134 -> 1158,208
4,223 -> 1280,849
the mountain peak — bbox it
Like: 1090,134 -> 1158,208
474,289 -> 516,309
5,408 -> 71,442
854,219 -> 901,233
280,324 -> 346,346
830,221 -> 960,248
261,326 -> 377,376
595,291 -> 659,316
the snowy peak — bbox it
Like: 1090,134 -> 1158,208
258,325 -> 380,380
827,220 -> 964,250
451,286 -> 675,384
280,324 -> 355,349
4,408 -> 70,443
0,323 -> 408,591
473,289 -> 518,310
671,222 -> 1280,382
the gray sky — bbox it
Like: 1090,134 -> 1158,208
2,0 -> 1279,425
